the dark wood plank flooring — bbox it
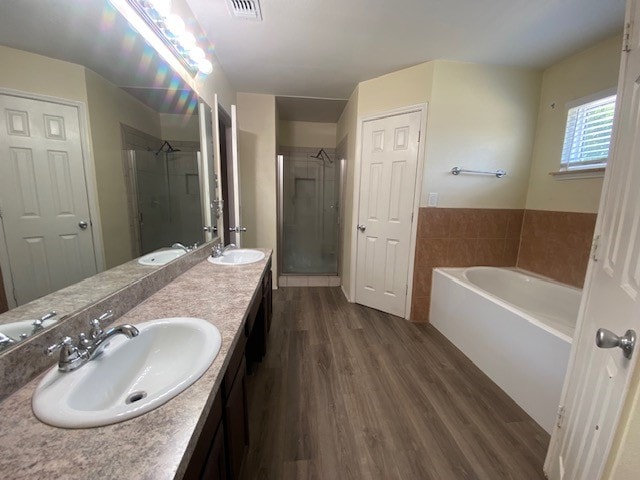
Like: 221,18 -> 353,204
243,287 -> 549,479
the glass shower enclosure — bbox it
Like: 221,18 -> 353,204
127,149 -> 203,255
277,148 -> 342,276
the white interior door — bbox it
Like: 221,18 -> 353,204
228,104 -> 243,247
545,4 -> 640,478
355,110 -> 421,317
0,94 -> 97,306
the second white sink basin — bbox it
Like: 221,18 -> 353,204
138,248 -> 186,266
32,317 -> 221,428
207,249 -> 265,265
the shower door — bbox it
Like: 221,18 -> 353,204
278,150 -> 340,275
128,150 -> 203,255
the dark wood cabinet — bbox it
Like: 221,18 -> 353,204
246,261 -> 272,369
184,261 -> 272,480
183,391 -> 224,480
223,356 -> 249,480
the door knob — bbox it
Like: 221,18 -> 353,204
596,328 -> 636,359
357,224 -> 366,232
78,221 -> 88,230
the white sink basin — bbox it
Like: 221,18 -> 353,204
207,249 -> 265,265
138,248 -> 186,266
0,318 -> 57,340
32,317 -> 221,428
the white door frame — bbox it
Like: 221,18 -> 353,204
348,103 -> 428,319
0,88 -> 105,308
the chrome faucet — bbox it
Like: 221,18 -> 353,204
223,243 -> 237,254
31,310 -> 57,334
0,332 -> 16,352
171,242 -> 191,253
46,310 -> 139,372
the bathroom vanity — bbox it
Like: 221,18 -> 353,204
0,249 -> 272,480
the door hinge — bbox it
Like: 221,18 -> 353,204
624,22 -> 632,53
418,130 -> 421,142
0,205 -> 3,219
557,405 -> 566,429
406,284 -> 408,295
591,234 -> 601,261
411,212 -> 414,224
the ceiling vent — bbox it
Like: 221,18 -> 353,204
227,0 -> 263,21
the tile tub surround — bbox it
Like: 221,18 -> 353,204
410,207 -> 597,323
0,242 -> 219,402
517,210 -> 597,288
0,250 -> 271,480
411,208 -> 524,322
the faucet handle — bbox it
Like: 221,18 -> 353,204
46,336 -> 75,356
89,310 -> 113,338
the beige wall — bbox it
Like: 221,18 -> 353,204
336,86 -> 359,299
236,93 -> 278,279
525,35 -> 622,213
160,113 -> 200,142
358,62 -> 435,118
423,61 -> 541,209
0,45 -> 88,103
84,68 -> 162,268
278,120 -> 337,148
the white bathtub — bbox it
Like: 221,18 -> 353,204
430,267 -> 582,433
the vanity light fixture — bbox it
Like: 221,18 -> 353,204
123,0 -> 214,75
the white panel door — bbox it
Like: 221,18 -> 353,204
228,104 -> 243,247
545,4 -> 640,478
0,94 -> 96,305
355,111 -> 421,317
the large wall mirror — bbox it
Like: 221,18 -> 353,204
0,0 -> 215,352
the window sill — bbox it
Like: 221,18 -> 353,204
549,167 -> 606,180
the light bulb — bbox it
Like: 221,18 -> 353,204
189,46 -> 206,62
179,31 -> 196,51
198,59 -> 213,75
149,0 -> 171,18
165,14 -> 185,38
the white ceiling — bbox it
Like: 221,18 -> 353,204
187,0 -> 626,99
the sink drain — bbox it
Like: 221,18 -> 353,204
125,391 -> 147,404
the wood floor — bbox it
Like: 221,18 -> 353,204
242,287 -> 549,480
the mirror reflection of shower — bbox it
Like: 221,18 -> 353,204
126,142 -> 203,256
279,147 -> 341,275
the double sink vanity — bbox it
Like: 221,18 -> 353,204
0,243 -> 272,480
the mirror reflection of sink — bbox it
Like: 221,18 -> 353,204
0,318 -> 58,340
138,248 -> 186,266
32,317 -> 221,429
207,249 -> 265,266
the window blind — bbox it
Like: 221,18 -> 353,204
561,94 -> 616,170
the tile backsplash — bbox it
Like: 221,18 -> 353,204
411,207 -> 597,322
411,208 -> 524,322
517,210 -> 597,288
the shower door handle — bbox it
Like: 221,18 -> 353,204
229,226 -> 247,233
357,224 -> 366,232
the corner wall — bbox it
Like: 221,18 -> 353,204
336,86 -> 359,299
525,35 -> 622,213
236,93 -> 278,279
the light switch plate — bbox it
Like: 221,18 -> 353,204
428,192 -> 438,207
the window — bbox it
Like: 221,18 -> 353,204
560,92 -> 617,171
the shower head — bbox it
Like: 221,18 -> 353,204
310,148 -> 333,164
155,140 -> 181,155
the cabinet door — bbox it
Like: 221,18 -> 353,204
200,422 -> 226,480
225,356 -> 249,480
